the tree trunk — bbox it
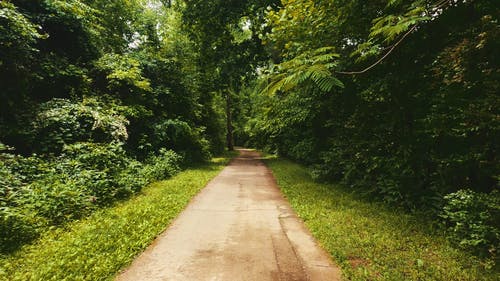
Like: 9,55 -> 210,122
226,91 -> 234,151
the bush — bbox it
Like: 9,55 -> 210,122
141,149 -> 182,182
26,180 -> 93,225
152,119 -> 211,163
31,98 -> 129,154
442,189 -> 500,260
116,160 -> 148,194
0,141 -> 184,253
0,141 -> 142,253
0,153 -> 43,253
60,142 -> 136,204
0,205 -> 37,253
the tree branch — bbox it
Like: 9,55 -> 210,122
335,0 -> 458,76
336,25 -> 418,75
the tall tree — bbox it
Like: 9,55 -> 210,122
181,0 -> 278,150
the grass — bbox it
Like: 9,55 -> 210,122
0,154 -> 235,281
265,157 -> 499,281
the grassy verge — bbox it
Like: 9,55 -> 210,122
0,154 -> 235,281
265,157 -> 498,281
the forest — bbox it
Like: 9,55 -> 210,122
1,0 -> 498,273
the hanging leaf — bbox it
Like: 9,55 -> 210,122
262,47 -> 343,96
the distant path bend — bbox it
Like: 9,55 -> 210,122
116,148 -> 341,281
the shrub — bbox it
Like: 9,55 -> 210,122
0,204 -> 37,253
0,141 -> 183,253
152,119 -> 211,163
31,98 -> 129,154
26,180 -> 93,225
61,142 -> 129,172
116,160 -> 148,194
441,189 -> 500,260
60,142 -> 135,204
141,149 -> 182,182
0,153 -> 38,253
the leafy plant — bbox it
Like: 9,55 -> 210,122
0,1 -> 45,65
262,47 -> 344,96
95,53 -> 152,92
0,157 -> 38,253
32,98 -> 129,154
442,189 -> 500,260
152,119 -> 211,163
26,180 -> 93,225
141,149 -> 182,182
60,142 -> 136,204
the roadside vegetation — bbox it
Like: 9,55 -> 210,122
1,143 -> 183,253
1,0 -> 498,276
239,0 -> 499,261
266,157 -> 499,280
1,0 -> 225,254
0,154 -> 233,281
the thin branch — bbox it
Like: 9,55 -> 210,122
434,0 -> 452,11
336,25 -> 418,75
335,0 -> 458,75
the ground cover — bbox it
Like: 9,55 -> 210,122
266,157 -> 498,281
0,154 -> 234,281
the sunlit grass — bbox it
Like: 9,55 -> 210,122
0,154 -> 234,281
266,157 -> 498,281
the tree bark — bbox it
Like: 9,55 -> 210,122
226,91 -> 234,151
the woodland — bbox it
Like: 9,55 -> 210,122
0,0 -> 498,267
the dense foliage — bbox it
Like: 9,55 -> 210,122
0,0 -> 224,253
1,0 -> 498,268
181,0 -> 279,150
241,0 -> 499,260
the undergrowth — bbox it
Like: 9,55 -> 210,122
0,143 -> 183,253
265,157 -> 499,281
0,154 -> 234,281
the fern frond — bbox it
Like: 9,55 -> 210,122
262,47 -> 343,96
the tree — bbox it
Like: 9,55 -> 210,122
250,0 -> 499,208
181,0 -> 278,150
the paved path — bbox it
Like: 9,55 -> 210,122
116,149 -> 341,281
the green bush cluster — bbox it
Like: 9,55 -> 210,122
442,189 -> 500,260
150,119 -> 212,163
31,98 -> 129,154
0,142 -> 182,253
141,149 -> 182,181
